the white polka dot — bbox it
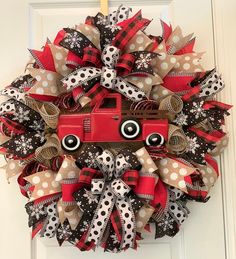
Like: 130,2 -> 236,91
35,87 -> 44,94
57,206 -> 63,212
170,173 -> 178,180
153,94 -> 159,100
136,221 -> 143,228
172,35 -> 180,43
203,177 -> 208,184
139,209 -> 146,218
55,52 -> 63,60
129,43 -> 135,50
193,58 -> 199,65
210,177 -> 215,184
62,65 -> 68,71
40,69 -> 45,74
179,168 -> 188,176
35,75 -> 41,81
137,82 -> 144,89
51,86 -> 57,94
37,189 -> 44,196
163,168 -> 169,174
175,62 -> 180,68
183,63 -> 190,70
162,89 -> 169,95
160,159 -> 168,166
200,169 -> 206,175
170,57 -> 177,64
146,158 -> 153,165
55,173 -> 62,182
32,176 -> 40,184
185,56 -> 190,61
145,77 -> 153,85
9,162 -> 16,170
148,167 -> 155,173
68,171 -> 76,178
222,139 -> 228,146
194,68 -> 202,72
49,190 -> 55,194
158,44 -> 164,50
136,36 -> 144,44
62,160 -> 68,168
85,25 -> 90,31
178,180 -> 186,189
51,181 -> 59,188
139,158 -> 144,164
161,62 -> 168,70
138,46 -> 144,51
45,172 -> 51,178
47,73 -> 54,81
172,162 -> 179,168
42,81 -> 48,87
207,167 -> 213,174
42,182 -> 48,188
136,148 -> 145,156
159,52 -> 166,60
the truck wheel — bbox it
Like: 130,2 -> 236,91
120,119 -> 141,139
145,133 -> 165,147
61,134 -> 81,152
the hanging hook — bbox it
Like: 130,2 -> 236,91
100,0 -> 108,15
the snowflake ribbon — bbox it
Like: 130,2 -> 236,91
62,45 -> 158,102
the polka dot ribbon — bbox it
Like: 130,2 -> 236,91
62,45 -> 152,102
82,148 -> 140,249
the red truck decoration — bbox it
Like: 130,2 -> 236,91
57,93 -> 169,152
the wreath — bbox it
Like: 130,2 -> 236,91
0,5 -> 232,252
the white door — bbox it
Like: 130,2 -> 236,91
0,1 -> 236,259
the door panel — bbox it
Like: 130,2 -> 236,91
0,1 -> 228,259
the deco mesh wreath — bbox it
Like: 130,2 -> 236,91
0,5 -> 232,252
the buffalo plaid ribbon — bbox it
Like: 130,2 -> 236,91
112,11 -> 151,50
110,209 -> 123,242
122,170 -> 139,187
83,47 -> 102,67
116,53 -> 135,75
79,167 -> 100,185
76,230 -> 95,251
182,86 -> 200,101
85,83 -> 109,107
189,127 -> 224,143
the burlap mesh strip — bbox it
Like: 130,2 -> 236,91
159,94 -> 183,114
166,124 -> 187,154
35,134 -> 61,166
25,97 -> 59,129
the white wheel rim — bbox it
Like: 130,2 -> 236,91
62,134 -> 81,151
121,120 -> 140,139
145,133 -> 164,146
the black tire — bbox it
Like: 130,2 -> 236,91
145,133 -> 165,147
119,119 -> 141,140
61,134 -> 81,152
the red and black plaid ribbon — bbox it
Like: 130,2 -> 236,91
116,53 -> 135,75
182,86 -> 201,101
79,167 -> 101,185
112,11 -> 150,50
85,83 -> 109,107
82,47 -> 102,67
189,126 -> 224,143
122,170 -> 139,187
110,209 -> 123,242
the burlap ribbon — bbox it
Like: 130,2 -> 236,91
135,204 -> 155,232
166,124 -> 187,154
35,134 -> 62,166
159,94 -> 183,114
25,97 -> 60,129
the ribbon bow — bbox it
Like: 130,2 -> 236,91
75,146 -> 141,249
62,45 -> 148,102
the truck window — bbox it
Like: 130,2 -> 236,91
99,97 -> 117,109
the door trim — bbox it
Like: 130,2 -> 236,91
212,1 -> 236,259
